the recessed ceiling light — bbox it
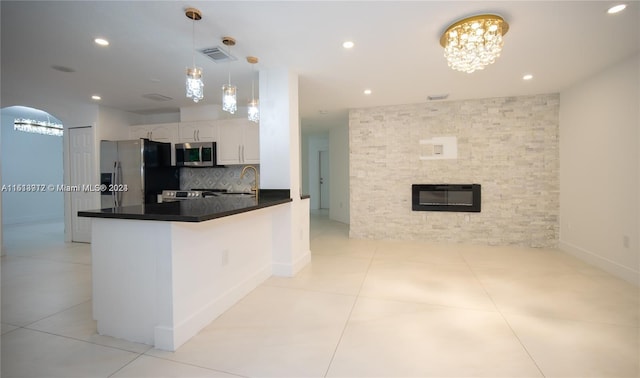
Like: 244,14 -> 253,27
94,38 -> 109,46
523,74 -> 533,80
364,89 -> 372,95
607,4 -> 626,14
91,95 -> 101,100
343,41 -> 354,49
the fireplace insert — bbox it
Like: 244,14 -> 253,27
412,184 -> 481,212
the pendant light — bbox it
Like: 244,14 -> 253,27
246,56 -> 259,123
222,36 -> 237,114
185,8 -> 203,103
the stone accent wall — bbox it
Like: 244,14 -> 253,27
349,94 -> 559,247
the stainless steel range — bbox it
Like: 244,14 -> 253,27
161,189 -> 254,202
161,190 -> 203,201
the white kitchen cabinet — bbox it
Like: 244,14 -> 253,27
129,123 -> 178,142
178,121 -> 217,142
217,119 -> 260,165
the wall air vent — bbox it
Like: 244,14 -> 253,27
427,94 -> 449,101
200,46 -> 237,63
142,93 -> 173,102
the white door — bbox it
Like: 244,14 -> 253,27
319,150 -> 330,209
69,126 -> 94,243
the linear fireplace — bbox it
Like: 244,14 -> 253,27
412,184 -> 481,212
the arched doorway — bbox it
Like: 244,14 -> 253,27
1,106 -> 65,253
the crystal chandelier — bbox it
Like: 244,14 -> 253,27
247,56 -> 259,123
222,37 -> 237,114
185,8 -> 203,103
440,14 -> 509,73
14,118 -> 63,136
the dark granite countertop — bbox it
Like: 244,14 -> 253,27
78,189 -> 291,222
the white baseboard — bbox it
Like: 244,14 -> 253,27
559,240 -> 639,286
272,250 -> 312,277
155,263 -> 272,351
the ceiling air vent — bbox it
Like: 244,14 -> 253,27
142,93 -> 173,102
200,46 -> 237,63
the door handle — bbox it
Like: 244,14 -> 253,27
116,161 -> 123,206
112,162 -> 117,207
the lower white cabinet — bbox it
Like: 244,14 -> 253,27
217,119 -> 260,165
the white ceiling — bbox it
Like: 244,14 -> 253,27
1,1 -> 638,131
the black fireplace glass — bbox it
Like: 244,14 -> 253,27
412,184 -> 481,212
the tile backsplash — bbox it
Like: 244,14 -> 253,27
180,166 -> 259,192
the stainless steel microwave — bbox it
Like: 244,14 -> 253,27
175,142 -> 217,167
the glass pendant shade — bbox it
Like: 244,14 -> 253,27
186,67 -> 204,103
185,8 -> 203,103
246,56 -> 259,123
248,99 -> 259,123
440,14 -> 509,73
222,84 -> 237,114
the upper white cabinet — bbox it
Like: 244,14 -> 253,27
129,119 -> 258,166
217,119 -> 260,165
178,121 -> 218,142
129,123 -> 178,142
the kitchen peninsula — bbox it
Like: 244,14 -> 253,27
78,190 -> 310,351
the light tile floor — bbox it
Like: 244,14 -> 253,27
1,214 -> 638,377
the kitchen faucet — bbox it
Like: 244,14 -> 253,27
240,165 -> 259,201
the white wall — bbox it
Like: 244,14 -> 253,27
258,68 -> 310,276
97,106 -> 141,142
180,105 -> 223,122
329,124 -> 349,224
259,69 -> 299,191
559,53 -> 639,285
180,104 -> 246,122
0,110 -> 63,224
136,112 -> 180,125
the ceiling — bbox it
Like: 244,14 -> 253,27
1,1 -> 638,132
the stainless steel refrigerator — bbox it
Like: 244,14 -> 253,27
100,139 -> 178,208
